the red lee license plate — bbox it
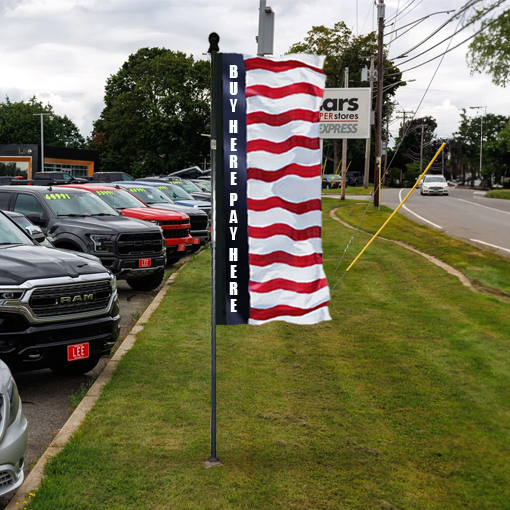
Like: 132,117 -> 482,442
139,258 -> 152,267
68,342 -> 89,362
192,238 -> 200,244
177,244 -> 185,252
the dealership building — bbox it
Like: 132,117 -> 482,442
0,144 -> 100,179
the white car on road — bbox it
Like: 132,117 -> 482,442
420,175 -> 449,196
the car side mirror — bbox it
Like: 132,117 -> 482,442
25,213 -> 46,227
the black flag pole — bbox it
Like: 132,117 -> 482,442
207,32 -> 224,467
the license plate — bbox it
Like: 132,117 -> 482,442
192,238 -> 200,244
139,258 -> 152,267
177,244 -> 185,252
68,342 -> 89,362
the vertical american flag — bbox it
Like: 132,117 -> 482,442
244,54 -> 331,325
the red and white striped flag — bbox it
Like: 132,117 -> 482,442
222,53 -> 331,326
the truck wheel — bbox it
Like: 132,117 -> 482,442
51,356 -> 101,376
126,269 -> 164,291
166,255 -> 181,265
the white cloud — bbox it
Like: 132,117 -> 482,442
0,0 -> 507,140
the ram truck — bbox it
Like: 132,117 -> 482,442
64,184 -> 193,264
0,210 -> 120,375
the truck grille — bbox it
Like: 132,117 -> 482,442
161,220 -> 189,226
163,228 -> 190,239
190,217 -> 208,231
29,281 -> 112,318
117,232 -> 163,255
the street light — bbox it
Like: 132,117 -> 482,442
374,78 -> 416,98
469,105 -> 487,183
33,113 -> 50,174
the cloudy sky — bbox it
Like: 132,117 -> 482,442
1,0 -> 508,142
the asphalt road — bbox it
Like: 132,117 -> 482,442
0,263 -> 182,508
379,187 -> 510,257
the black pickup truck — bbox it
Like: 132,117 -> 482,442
13,172 -> 89,185
0,186 -> 166,291
0,210 -> 120,374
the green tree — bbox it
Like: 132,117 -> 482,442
452,110 -> 509,186
287,22 -> 404,177
467,2 -> 510,87
390,116 -> 441,184
0,96 -> 85,147
91,48 -> 210,176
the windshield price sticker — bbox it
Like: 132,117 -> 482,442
96,190 -> 114,196
46,193 -> 71,200
129,188 -> 148,193
169,181 -> 181,184
156,186 -> 168,190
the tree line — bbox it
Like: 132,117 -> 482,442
0,2 -> 508,182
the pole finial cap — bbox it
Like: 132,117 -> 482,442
208,33 -> 220,53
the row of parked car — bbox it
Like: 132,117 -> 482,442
0,170 -> 212,496
322,170 -> 364,189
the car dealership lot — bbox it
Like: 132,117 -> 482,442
0,263 -> 182,509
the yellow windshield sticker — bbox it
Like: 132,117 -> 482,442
156,186 -> 168,190
45,193 -> 71,200
129,188 -> 147,193
95,190 -> 114,196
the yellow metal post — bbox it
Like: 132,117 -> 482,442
345,143 -> 446,273
331,159 -> 342,187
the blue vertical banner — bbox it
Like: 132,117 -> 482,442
222,54 -> 249,325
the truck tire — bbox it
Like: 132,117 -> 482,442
126,269 -> 164,291
166,256 -> 180,265
50,356 -> 101,376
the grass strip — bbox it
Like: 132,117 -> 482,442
322,184 -> 378,196
330,198 -> 510,296
25,201 -> 510,510
485,190 -> 510,200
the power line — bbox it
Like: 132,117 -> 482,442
398,15 -> 503,74
392,0 -> 503,64
385,0 -> 419,24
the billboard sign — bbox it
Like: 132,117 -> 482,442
319,88 -> 371,139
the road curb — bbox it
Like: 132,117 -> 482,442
5,263 -> 189,509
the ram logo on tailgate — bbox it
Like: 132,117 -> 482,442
60,294 -> 94,304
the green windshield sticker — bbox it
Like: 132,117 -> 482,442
96,190 -> 114,196
156,186 -> 168,190
45,193 -> 71,200
169,181 -> 181,185
129,188 -> 148,193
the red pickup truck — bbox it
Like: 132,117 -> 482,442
64,184 -> 193,263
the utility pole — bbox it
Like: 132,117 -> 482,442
374,0 -> 385,207
383,110 -> 390,182
361,55 -> 376,190
420,124 -> 425,173
33,113 -> 50,174
395,110 -> 413,184
340,67 -> 349,200
396,109 -> 414,129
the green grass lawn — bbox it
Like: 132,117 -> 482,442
485,190 -> 510,200
25,200 -> 510,509
331,198 -> 510,297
